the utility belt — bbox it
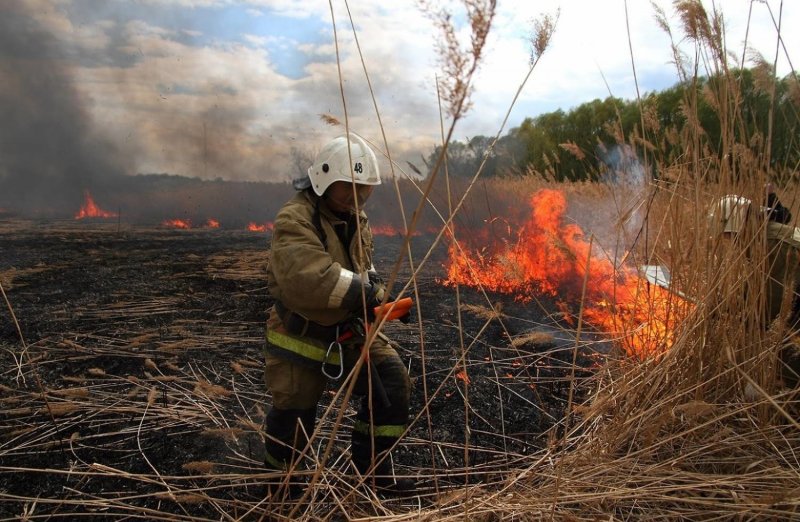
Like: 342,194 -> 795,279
270,302 -> 365,380
274,301 -> 362,343
268,303 -> 394,397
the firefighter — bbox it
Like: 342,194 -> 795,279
711,188 -> 800,385
263,133 -> 415,496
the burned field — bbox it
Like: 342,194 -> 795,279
0,221 -> 606,519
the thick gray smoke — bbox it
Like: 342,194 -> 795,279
0,3 -> 128,217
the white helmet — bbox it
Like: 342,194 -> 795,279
307,134 -> 380,197
710,194 -> 752,235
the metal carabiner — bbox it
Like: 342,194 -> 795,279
321,327 -> 345,380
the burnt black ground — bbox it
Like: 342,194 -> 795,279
0,220 -> 605,519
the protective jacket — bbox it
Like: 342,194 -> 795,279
767,221 -> 800,249
263,189 -> 410,477
268,190 -> 377,328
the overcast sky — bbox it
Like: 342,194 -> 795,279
2,0 -> 797,184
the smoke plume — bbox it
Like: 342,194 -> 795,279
0,3 -> 128,217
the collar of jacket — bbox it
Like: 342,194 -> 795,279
302,189 -> 369,226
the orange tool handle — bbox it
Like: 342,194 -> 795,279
374,297 -> 413,321
336,298 -> 413,342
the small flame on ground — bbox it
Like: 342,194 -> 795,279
247,222 -> 273,232
162,219 -> 191,229
206,219 -> 220,228
75,191 -> 118,219
371,224 -> 421,237
443,188 -> 690,358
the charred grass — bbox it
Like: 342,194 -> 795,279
0,221 -> 604,519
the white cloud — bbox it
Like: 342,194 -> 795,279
244,0 -> 320,19
243,34 -> 270,47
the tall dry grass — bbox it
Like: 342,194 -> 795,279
407,1 -> 800,520
252,0 -> 800,518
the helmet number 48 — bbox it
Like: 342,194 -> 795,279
354,162 -> 363,173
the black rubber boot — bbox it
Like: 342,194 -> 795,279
353,453 -> 417,497
264,476 -> 303,501
263,457 -> 304,501
263,406 -> 316,501
350,350 -> 414,495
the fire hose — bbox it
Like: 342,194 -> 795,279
321,298 -> 413,408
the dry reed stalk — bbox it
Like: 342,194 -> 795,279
291,1 -> 505,514
0,266 -> 49,290
204,250 -> 267,282
201,427 -> 244,440
429,3 -> 800,519
193,380 -> 231,398
509,331 -> 555,349
458,303 -> 504,321
290,2 -> 799,519
181,461 -> 215,474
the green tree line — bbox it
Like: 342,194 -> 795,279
424,67 -> 799,183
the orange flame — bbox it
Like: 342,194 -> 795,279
162,219 -> 191,229
371,224 -> 421,237
443,189 -> 689,357
247,222 -> 273,232
206,218 -> 220,228
75,191 -> 118,219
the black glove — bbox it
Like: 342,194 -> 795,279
362,281 -> 383,322
342,275 -> 383,321
367,269 -> 384,286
